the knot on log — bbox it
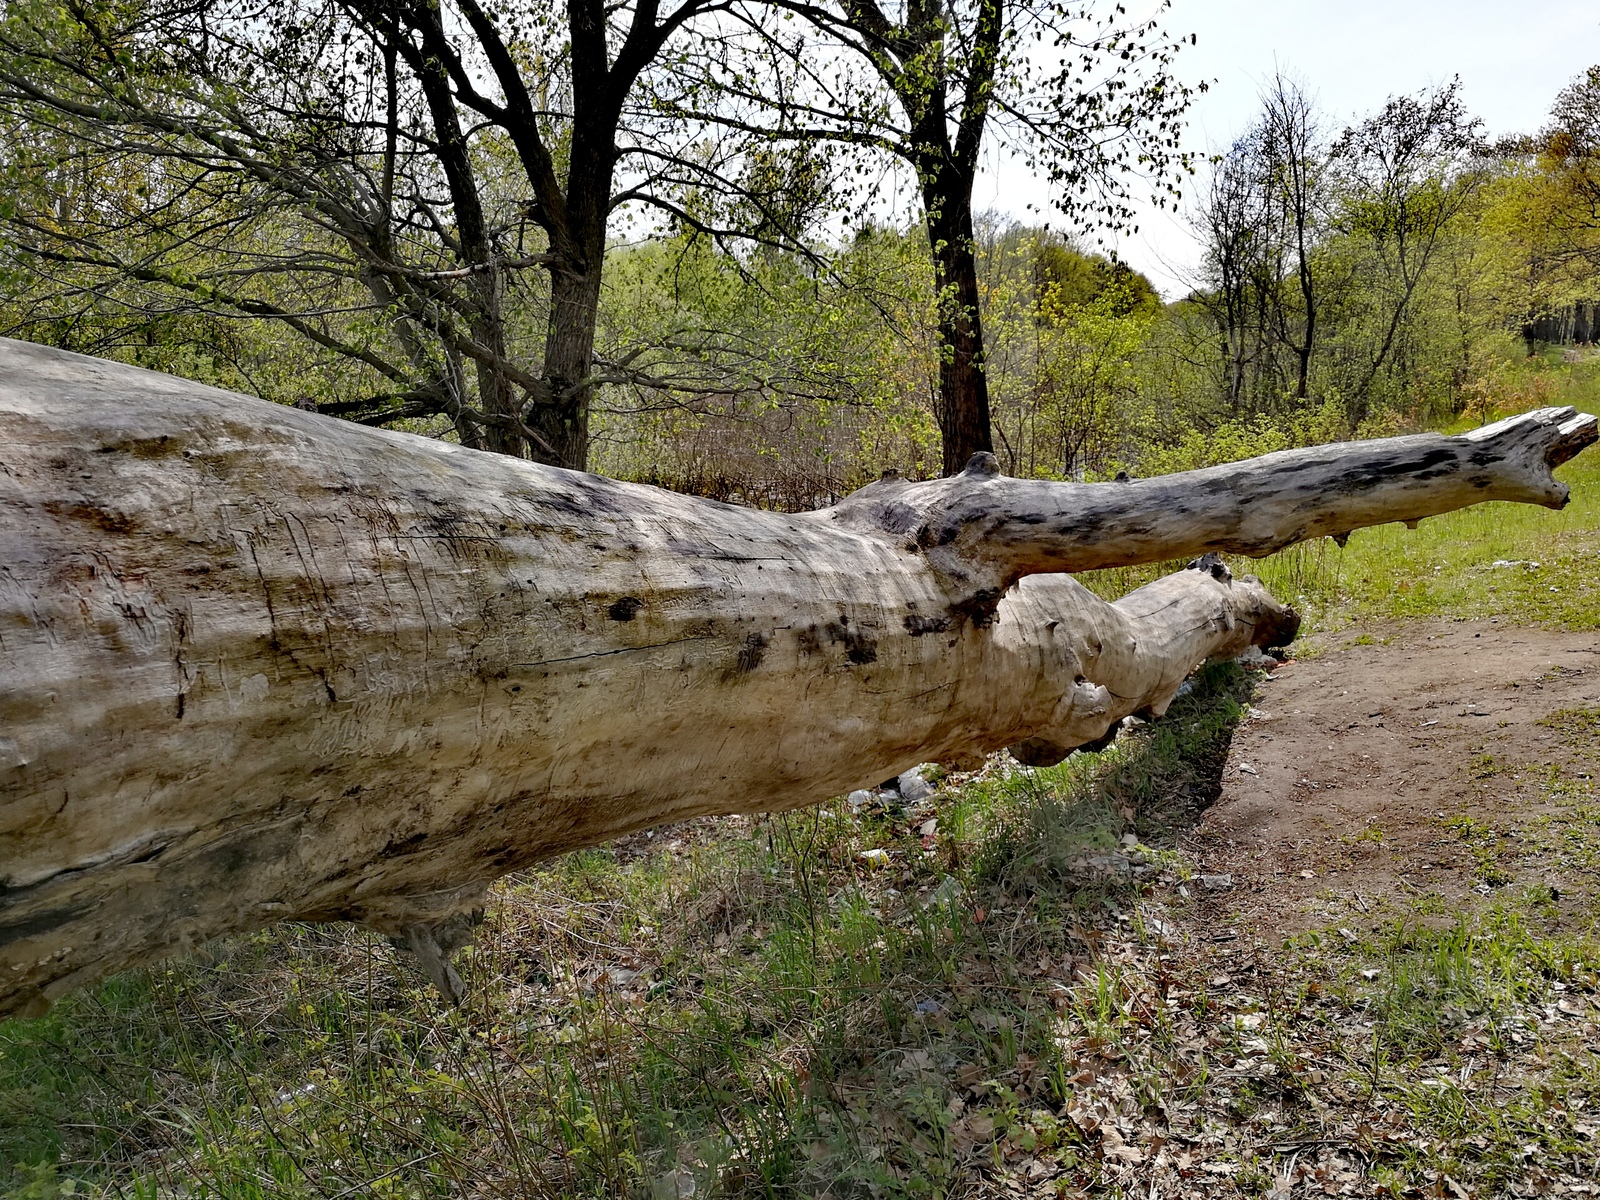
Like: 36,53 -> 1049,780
962,451 -> 1002,478
1187,551 -> 1232,582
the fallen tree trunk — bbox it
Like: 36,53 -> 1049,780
0,336 -> 1593,1017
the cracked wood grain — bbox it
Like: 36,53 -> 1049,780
0,337 -> 1592,1015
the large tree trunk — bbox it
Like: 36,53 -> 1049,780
925,182 -> 995,477
1,338 -> 1593,1018
526,64 -> 617,474
533,259 -> 602,471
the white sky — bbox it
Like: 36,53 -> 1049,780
976,0 -> 1600,299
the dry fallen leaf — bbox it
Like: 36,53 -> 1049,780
1100,1127 -> 1144,1165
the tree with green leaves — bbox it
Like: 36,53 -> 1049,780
0,0 -> 793,469
1187,74 -> 1325,417
663,0 -> 1199,474
1328,79 -> 1484,427
1542,65 -> 1600,268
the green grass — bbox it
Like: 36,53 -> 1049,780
0,664 -> 1260,1199
1081,364 -> 1600,633
5,660 -> 1598,1198
1346,908 -> 1600,1191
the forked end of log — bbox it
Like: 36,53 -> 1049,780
1003,553 -> 1301,768
829,406 -> 1599,617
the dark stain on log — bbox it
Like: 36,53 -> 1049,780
97,433 -> 175,459
202,824 -> 298,877
1050,511 -> 1155,543
1339,449 -> 1457,484
504,473 -> 643,522
734,632 -> 769,674
949,587 -> 1005,628
608,597 -> 644,621
173,610 -> 191,720
876,502 -> 922,536
43,501 -> 136,535
419,512 -> 513,563
1384,450 -> 1456,476
824,621 -> 878,664
382,832 -> 428,858
0,902 -> 91,947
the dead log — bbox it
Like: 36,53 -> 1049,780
0,337 -> 1593,1017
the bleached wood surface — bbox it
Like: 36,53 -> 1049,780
0,337 -> 1592,1016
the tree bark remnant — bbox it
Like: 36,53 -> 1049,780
0,338 -> 1593,1018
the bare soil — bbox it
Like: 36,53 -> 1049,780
1189,618 -> 1600,941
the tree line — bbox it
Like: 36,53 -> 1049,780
0,0 -> 1193,476
1,3 -> 1597,500
1178,70 -> 1600,436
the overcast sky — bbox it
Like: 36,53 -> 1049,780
976,0 -> 1600,298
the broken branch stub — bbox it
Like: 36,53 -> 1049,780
0,337 -> 1592,1016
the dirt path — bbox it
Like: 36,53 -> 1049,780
1190,619 -> 1600,941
